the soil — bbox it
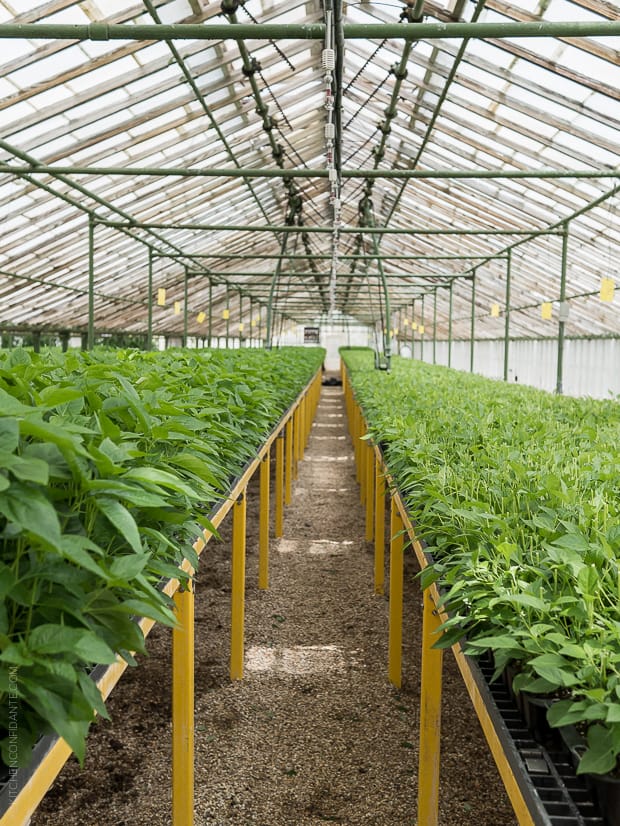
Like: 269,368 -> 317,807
31,383 -> 517,826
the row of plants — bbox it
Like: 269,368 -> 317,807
0,345 -> 324,769
342,349 -> 620,777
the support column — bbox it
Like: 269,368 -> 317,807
183,270 -> 189,348
420,293 -> 425,362
207,278 -> 213,348
275,434 -> 284,537
447,282 -> 453,368
172,581 -> 195,826
146,248 -> 153,350
374,454 -> 385,595
417,587 -> 443,826
470,270 -> 476,373
87,215 -> 95,351
258,452 -> 270,589
432,288 -> 437,365
503,250 -> 512,381
365,441 -> 374,542
388,497 -> 404,688
285,417 -> 293,505
230,491 -> 247,680
410,299 -> 415,356
556,223 -> 569,395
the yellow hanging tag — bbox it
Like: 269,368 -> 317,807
393,327 -> 399,336
541,302 -> 553,320
412,322 -> 418,331
419,324 -> 425,335
403,318 -> 409,327
197,311 -> 206,323
174,301 -> 181,315
600,277 -> 615,302
491,303 -> 500,318
239,322 -> 244,332
222,308 -> 230,320
251,318 -> 257,327
157,288 -> 166,306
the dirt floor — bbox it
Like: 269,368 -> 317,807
31,383 -> 517,826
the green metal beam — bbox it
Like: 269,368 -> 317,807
556,224 -> 569,395
99,219 -> 558,236
1,20 -> 619,41
4,164 -> 619,180
152,253 -> 508,261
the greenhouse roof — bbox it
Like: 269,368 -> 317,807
0,0 -> 618,343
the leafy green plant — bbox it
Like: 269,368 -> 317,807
0,345 -> 324,767
342,349 -> 620,775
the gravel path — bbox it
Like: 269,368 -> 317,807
32,383 -> 516,826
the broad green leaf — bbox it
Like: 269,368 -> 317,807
39,386 -> 84,407
577,724 -> 618,775
0,418 -> 18,452
123,466 -> 198,499
96,497 -> 143,554
0,484 -> 61,544
108,553 -> 149,581
28,624 -> 117,664
522,653 -> 578,688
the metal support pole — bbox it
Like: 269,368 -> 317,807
207,278 -> 213,348
470,271 -> 476,373
388,497 -> 404,688
420,293 -> 425,362
147,247 -> 153,350
365,442 -> 374,542
374,454 -> 385,595
503,249 -> 512,382
230,491 -> 247,680
410,299 -> 415,357
275,434 -> 284,537
265,233 -> 289,349
285,417 -> 293,505
183,270 -> 189,348
447,282 -> 453,368
556,223 -> 569,395
238,289 -> 243,348
258,452 -> 270,589
87,215 -> 95,350
417,587 -> 444,826
226,294 -> 230,348
433,288 -> 437,365
172,580 -> 194,826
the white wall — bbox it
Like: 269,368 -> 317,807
278,323 -> 371,372
415,337 -> 620,400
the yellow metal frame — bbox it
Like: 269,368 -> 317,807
387,496 -> 404,689
230,491 -> 247,680
258,452 -> 270,589
1,368 -> 323,826
342,359 -> 537,826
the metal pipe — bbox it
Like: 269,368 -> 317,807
470,270 -> 476,373
433,288 -> 437,365
447,282 -> 453,368
88,215 -> 95,351
420,293 -> 425,362
265,233 -> 289,349
183,270 -> 189,347
147,247 -> 153,350
207,278 -> 213,348
98,219 -> 561,235
152,252 -> 509,261
556,223 -> 569,395
2,20 -> 619,41
10,164 -> 619,181
503,250 -> 512,382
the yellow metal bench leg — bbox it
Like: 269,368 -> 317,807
275,434 -> 284,537
285,417 -> 293,505
173,581 -> 195,826
388,497 -> 404,688
374,455 -> 385,595
258,452 -> 270,589
230,491 -> 247,680
365,442 -> 374,542
418,587 -> 444,826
